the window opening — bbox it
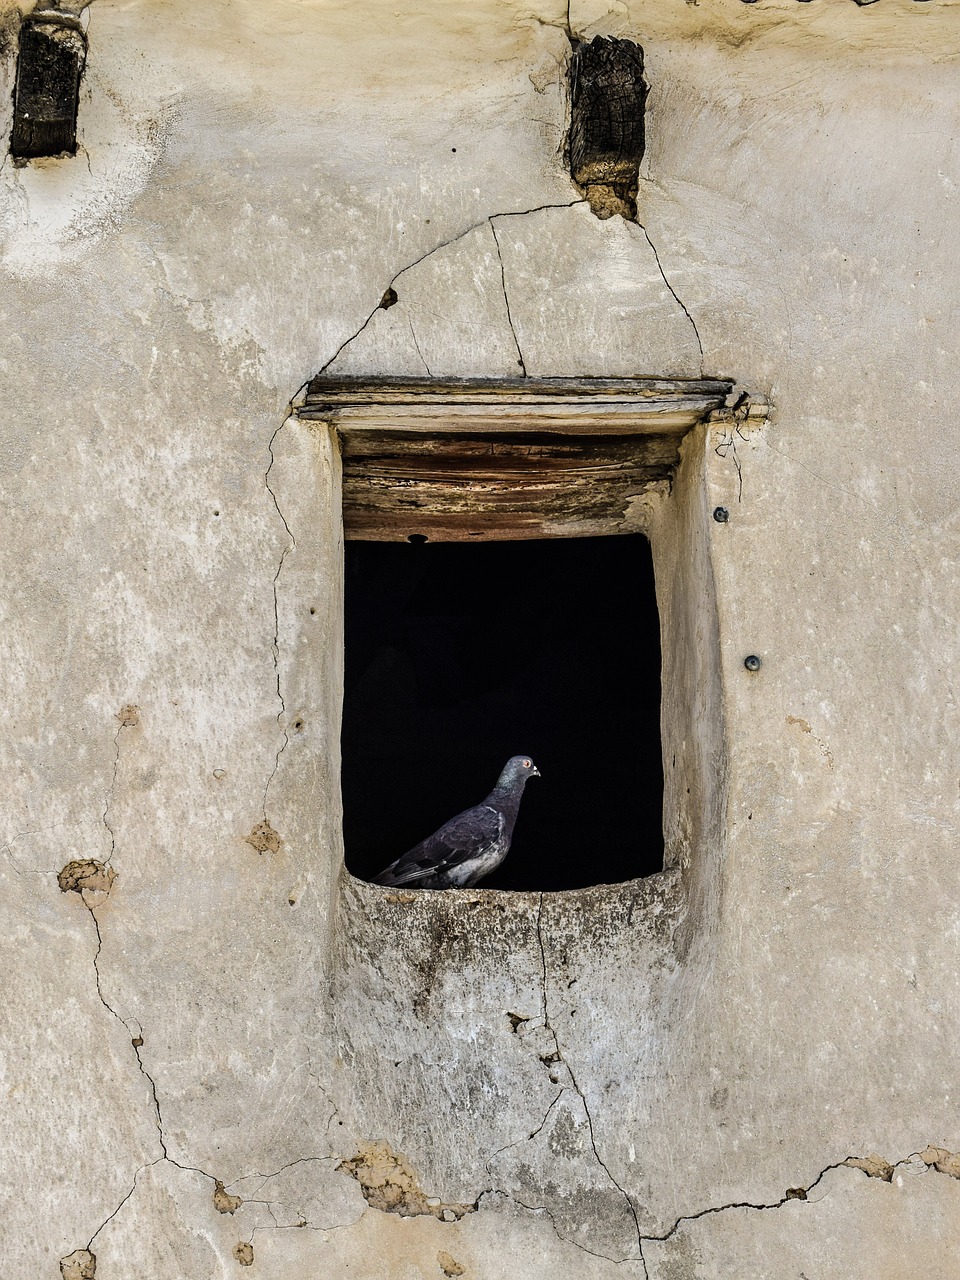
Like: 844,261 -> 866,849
299,376 -> 736,893
342,533 -> 662,892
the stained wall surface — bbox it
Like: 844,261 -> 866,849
2,1 -> 960,1276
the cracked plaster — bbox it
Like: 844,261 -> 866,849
643,1161 -> 960,1279
4,0 -> 960,1275
324,203 -> 702,381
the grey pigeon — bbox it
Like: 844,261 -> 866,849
373,755 -> 540,889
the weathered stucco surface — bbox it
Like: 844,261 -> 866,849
2,0 -> 960,1275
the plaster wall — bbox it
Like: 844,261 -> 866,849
2,0 -> 960,1276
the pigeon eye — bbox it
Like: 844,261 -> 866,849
523,759 -> 531,768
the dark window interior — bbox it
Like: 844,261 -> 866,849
341,534 -> 663,891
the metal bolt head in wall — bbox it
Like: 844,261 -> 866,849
713,506 -> 730,523
744,655 -> 762,672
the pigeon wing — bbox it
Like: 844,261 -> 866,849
374,804 -> 503,887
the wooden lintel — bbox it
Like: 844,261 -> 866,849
301,376 -> 732,436
298,377 -> 736,541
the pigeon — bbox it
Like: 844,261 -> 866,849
373,755 -> 541,889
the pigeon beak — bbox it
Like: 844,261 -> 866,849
531,766 -> 541,777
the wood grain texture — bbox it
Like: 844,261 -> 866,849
569,37 -> 647,190
302,377 -> 734,540
10,18 -> 86,160
303,376 -> 731,435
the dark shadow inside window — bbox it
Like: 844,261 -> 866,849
342,534 -> 663,891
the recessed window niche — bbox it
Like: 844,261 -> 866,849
298,375 -> 734,894
342,534 -> 661,891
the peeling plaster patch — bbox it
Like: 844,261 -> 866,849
115,703 -> 140,727
920,1145 -> 960,1178
58,857 -> 116,895
233,1241 -> 254,1266
245,819 -> 281,854
60,1249 -> 96,1280
844,1153 -> 895,1180
438,1249 -> 466,1276
338,1141 -> 476,1221
214,1180 -> 243,1214
786,714 -> 836,769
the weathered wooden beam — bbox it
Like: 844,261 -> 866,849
306,375 -> 728,403
302,377 -> 732,436
299,376 -> 736,541
10,13 -> 87,160
569,36 -> 647,220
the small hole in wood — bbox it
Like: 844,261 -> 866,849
407,534 -> 429,545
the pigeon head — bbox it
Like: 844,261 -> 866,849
499,755 -> 541,786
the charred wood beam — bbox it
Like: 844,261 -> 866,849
568,36 -> 647,220
10,10 -> 87,159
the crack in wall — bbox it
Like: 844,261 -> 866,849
227,1154 -> 338,1195
533,895 -> 645,1265
485,1088 -> 565,1171
2,824 -> 73,875
314,209 -> 705,394
637,1146 -> 960,1256
315,203 -> 581,376
637,222 -> 704,372
407,318 -> 431,375
262,419 -> 295,820
714,422 -> 748,502
97,705 -> 140,864
488,1189 -> 640,1268
489,217 -> 527,375
481,1089 -> 646,1268
639,1159 -> 851,1251
100,721 -> 125,863
69,1143 -> 960,1274
84,1158 -> 162,1253
245,1211 -> 361,1241
305,1063 -> 345,1139
486,1144 -> 960,1275
86,906 -> 168,1159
